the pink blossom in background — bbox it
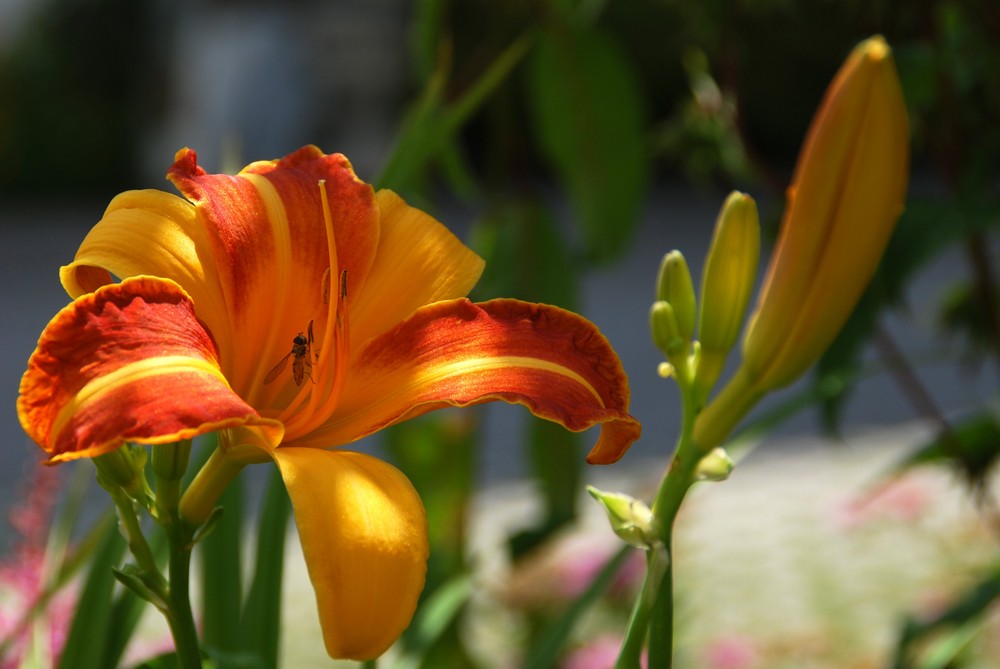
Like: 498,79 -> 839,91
506,533 -> 646,610
832,475 -> 934,530
552,536 -> 646,601
702,633 -> 759,669
0,464 -> 72,668
562,634 -> 647,669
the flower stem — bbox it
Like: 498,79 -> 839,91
164,519 -> 202,669
148,440 -> 203,667
617,377 -> 702,668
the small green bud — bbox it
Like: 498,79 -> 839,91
695,447 -> 734,482
94,445 -> 148,500
650,301 -> 683,358
587,486 -> 662,549
656,251 -> 697,341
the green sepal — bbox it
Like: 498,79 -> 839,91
112,564 -> 167,612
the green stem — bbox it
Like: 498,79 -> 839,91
153,440 -> 202,668
107,487 -> 162,591
617,378 -> 703,668
165,521 -> 202,669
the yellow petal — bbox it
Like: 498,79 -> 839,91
59,189 -> 231,361
348,190 -> 485,348
272,448 -> 429,660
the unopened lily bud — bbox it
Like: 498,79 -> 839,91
587,486 -> 661,549
696,192 -> 759,393
94,444 -> 148,500
656,251 -> 696,342
693,36 -> 909,450
694,447 -> 734,482
151,439 -> 192,482
741,36 -> 908,391
650,301 -> 683,359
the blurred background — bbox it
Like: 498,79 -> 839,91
2,1 -> 1000,666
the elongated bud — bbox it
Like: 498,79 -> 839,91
587,486 -> 662,549
693,36 -> 909,450
741,35 -> 909,391
656,251 -> 696,342
695,192 -> 760,393
650,301 -> 683,358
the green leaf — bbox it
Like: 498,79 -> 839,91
200,475 -> 244,660
391,575 -> 474,669
101,533 -> 167,669
468,197 -> 578,308
892,563 -> 1000,669
523,545 -> 633,669
57,512 -> 128,669
886,412 -> 1000,489
239,468 -> 291,667
378,32 -> 534,197
528,25 -> 648,264
509,419 -> 581,558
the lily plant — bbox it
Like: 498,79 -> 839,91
596,35 -> 910,668
17,146 -> 641,663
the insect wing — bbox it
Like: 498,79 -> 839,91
264,352 -> 292,385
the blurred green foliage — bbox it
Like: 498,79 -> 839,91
0,0 -> 158,196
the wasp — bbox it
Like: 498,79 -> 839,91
264,320 -> 316,386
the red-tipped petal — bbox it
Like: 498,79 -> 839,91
17,276 -> 281,463
304,299 -> 641,464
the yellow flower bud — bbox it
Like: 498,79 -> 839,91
693,36 -> 909,450
695,192 -> 760,393
743,36 -> 908,389
656,251 -> 697,342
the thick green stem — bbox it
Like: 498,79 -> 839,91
152,440 -> 203,668
165,521 -> 202,669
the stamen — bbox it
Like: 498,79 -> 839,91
281,180 -> 346,438
296,269 -> 349,436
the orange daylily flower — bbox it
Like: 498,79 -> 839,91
17,146 -> 641,660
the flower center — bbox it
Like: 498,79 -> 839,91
274,181 -> 351,441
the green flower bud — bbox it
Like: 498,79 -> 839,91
94,444 -> 148,500
587,486 -> 662,549
650,301 -> 683,358
698,193 -> 759,353
656,251 -> 696,341
694,447 -> 734,481
694,192 -> 760,398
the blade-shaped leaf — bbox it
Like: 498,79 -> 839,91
528,25 -> 648,264
239,468 -> 291,667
